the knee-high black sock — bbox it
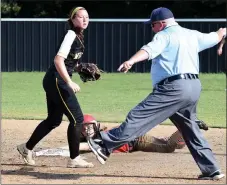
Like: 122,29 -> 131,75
67,123 -> 82,159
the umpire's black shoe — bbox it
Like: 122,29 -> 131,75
196,119 -> 209,131
87,137 -> 110,164
198,171 -> 225,180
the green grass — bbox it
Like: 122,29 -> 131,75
1,72 -> 226,128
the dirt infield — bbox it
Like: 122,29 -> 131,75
1,119 -> 226,184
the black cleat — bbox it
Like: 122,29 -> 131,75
87,138 -> 110,164
198,171 -> 225,180
196,120 -> 209,131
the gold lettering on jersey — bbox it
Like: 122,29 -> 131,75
74,52 -> 83,59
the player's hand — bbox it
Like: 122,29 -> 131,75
67,81 -> 80,92
117,60 -> 134,73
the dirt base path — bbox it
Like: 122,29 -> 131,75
1,120 -> 226,184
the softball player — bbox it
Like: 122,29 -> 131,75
17,7 -> 94,168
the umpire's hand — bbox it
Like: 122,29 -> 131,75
118,60 -> 134,73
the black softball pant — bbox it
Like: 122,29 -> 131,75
26,71 -> 84,159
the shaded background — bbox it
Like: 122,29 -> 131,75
1,0 -> 227,73
2,0 -> 227,18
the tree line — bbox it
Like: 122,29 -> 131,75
1,0 -> 226,18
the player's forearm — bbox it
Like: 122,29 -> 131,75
128,50 -> 149,65
218,42 -> 225,50
220,36 -> 226,45
217,36 -> 226,55
54,55 -> 72,84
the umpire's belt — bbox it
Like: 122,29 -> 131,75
158,73 -> 199,85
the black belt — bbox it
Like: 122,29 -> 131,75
158,73 -> 199,85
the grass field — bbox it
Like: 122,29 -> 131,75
1,72 -> 226,128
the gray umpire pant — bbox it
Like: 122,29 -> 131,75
100,78 -> 220,175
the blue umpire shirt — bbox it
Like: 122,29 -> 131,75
141,22 -> 219,87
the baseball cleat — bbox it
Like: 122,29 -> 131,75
198,171 -> 225,180
87,138 -> 109,165
196,119 -> 209,131
17,143 -> 35,166
67,155 -> 94,168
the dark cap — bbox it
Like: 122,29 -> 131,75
144,7 -> 174,24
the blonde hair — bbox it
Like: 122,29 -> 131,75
70,6 -> 85,20
67,7 -> 86,48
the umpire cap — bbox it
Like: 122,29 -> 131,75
144,7 -> 174,24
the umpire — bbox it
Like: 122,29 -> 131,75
87,7 -> 226,180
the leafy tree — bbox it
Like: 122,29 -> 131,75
1,2 -> 21,17
1,0 -> 226,18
